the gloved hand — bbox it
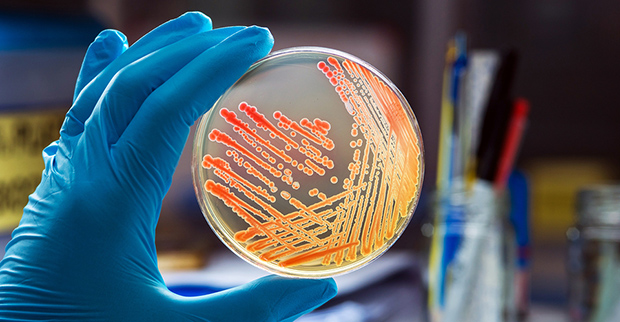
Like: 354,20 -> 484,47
0,12 -> 337,321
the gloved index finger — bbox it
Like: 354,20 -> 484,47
73,29 -> 128,103
112,26 -> 273,188
62,11 -> 213,138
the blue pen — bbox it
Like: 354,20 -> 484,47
508,170 -> 530,317
438,32 -> 468,308
449,32 -> 468,180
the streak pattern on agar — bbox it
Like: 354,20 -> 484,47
201,56 -> 422,269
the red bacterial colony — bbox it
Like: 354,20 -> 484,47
201,55 -> 422,270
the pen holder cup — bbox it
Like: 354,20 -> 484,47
567,185 -> 620,322
428,180 -> 516,322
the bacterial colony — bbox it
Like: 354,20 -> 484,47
196,50 -> 423,277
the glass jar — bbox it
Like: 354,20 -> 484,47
428,180 -> 516,322
568,185 -> 620,322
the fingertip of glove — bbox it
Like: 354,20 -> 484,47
252,275 -> 337,302
286,277 -> 337,300
244,25 -> 273,40
177,11 -> 213,31
96,29 -> 128,49
97,29 -> 127,43
244,25 -> 274,49
300,277 -> 338,303
87,29 -> 127,63
277,277 -> 338,321
223,25 -> 274,60
319,277 -> 338,300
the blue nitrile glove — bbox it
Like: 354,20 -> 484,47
0,12 -> 337,321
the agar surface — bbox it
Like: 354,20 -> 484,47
202,56 -> 422,269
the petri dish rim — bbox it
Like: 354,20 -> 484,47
192,46 -> 425,278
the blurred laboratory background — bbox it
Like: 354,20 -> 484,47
2,0 -> 620,321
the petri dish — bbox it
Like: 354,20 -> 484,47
192,47 -> 424,278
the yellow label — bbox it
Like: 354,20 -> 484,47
0,109 -> 65,232
524,158 -> 617,242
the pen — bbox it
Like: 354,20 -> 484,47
435,40 -> 457,190
508,170 -> 531,320
433,32 -> 468,313
494,98 -> 530,190
450,32 -> 468,181
475,50 -> 518,182
460,50 -> 500,188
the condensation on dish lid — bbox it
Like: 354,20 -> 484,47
192,46 -> 424,278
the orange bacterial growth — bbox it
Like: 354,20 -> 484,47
193,47 -> 423,278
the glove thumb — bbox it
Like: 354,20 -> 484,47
172,276 -> 337,322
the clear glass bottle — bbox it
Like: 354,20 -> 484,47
567,186 -> 620,322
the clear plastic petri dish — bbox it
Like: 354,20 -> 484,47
192,46 -> 424,278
